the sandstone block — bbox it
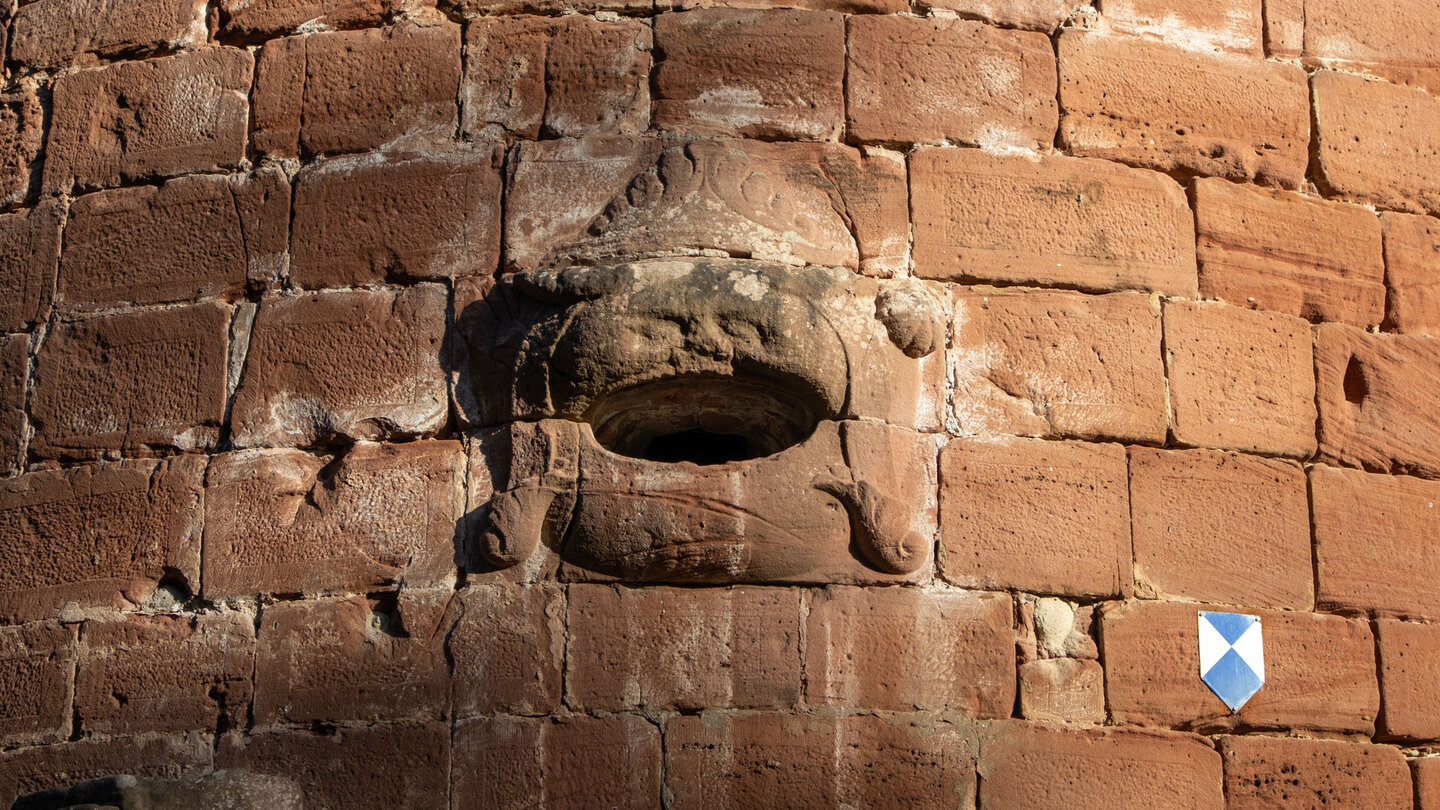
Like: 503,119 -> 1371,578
1263,0 -> 1302,55
566,585 -> 801,712
0,336 -> 27,476
218,0 -> 397,40
0,202 -> 60,331
950,288 -> 1166,443
666,712 -> 975,809
913,0 -> 1083,31
59,171 -> 289,312
0,83 -> 44,208
229,285 -> 448,448
254,23 -> 461,158
0,622 -> 75,748
1383,213 -> 1440,335
1058,31 -> 1309,186
978,723 -> 1223,810
448,0 -> 649,12
1377,619 -> 1440,741
44,49 -> 252,192
847,16 -> 1057,148
460,16 -> 552,139
912,148 -> 1196,295
0,735 -> 212,809
1418,758 -> 1440,810
1310,464 -> 1440,620
1219,736 -> 1412,810
939,437 -> 1130,597
448,584 -> 563,716
75,612 -> 254,736
1194,177 -> 1385,327
202,441 -> 464,598
654,9 -> 843,140
1315,324 -> 1440,476
1102,0 -> 1263,54
1297,0 -> 1440,96
805,586 -> 1014,714
505,137 -> 907,275
1129,447 -> 1312,609
1313,70 -> 1440,215
10,0 -> 205,67
1102,600 -> 1378,733
1164,300 -> 1316,457
1017,658 -> 1105,723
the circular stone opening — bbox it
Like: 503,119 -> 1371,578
587,374 -> 822,465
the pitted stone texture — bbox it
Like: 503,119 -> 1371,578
978,724 -> 1223,810
230,285 -> 448,448
254,593 -> 450,726
254,22 -> 461,158
59,171 -> 289,312
1058,31 -> 1309,187
1377,619 -> 1440,741
1101,0 -> 1263,54
0,623 -> 75,748
452,714 -> 661,810
12,771 -> 304,810
218,0 -> 398,40
32,302 -> 230,459
446,0 -> 651,18
656,0 -> 903,9
0,336 -> 26,477
1219,736 -> 1412,810
939,437 -> 1130,597
463,15 -> 650,139
1291,0 -> 1440,96
912,148 -> 1197,296
1383,213 -> 1440,335
75,612 -> 254,736
1315,324 -> 1440,477
950,288 -> 1166,443
1312,70 -> 1440,216
0,735 -> 212,809
10,0 -> 205,67
914,0 -> 1082,31
654,10 -> 843,140
566,586 -> 800,712
449,584 -> 564,716
1164,300 -> 1316,458
1421,759 -> 1440,810
202,441 -> 463,599
1194,178 -> 1385,327
805,587 -> 1014,714
291,147 -> 501,289
0,83 -> 43,209
217,723 -> 449,810
504,138 -> 907,275
1129,447 -> 1312,609
1102,600 -> 1379,734
1311,464 -> 1440,620
666,713 -> 976,809
44,49 -> 252,193
0,202 -> 60,331
847,16 -> 1057,148
1017,658 -> 1105,723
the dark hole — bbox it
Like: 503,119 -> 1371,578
1343,356 -> 1368,404
644,430 -> 752,465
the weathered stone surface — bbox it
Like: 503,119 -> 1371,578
0,336 -> 27,476
59,170 -> 289,312
1102,600 -> 1378,733
912,148 -> 1197,295
254,22 -> 461,158
229,285 -> 448,448
950,288 -> 1166,442
1296,0 -> 1440,96
1058,31 -> 1309,186
914,0 -> 1082,31
504,138 -> 907,275
1164,300 -> 1316,457
10,0 -> 205,67
44,49 -> 252,192
75,612 -> 254,736
448,584 -> 564,716
847,16 -> 1057,148
1101,0 -> 1263,54
1129,447 -> 1313,609
939,437 -> 1130,597
1219,736 -> 1412,810
0,735 -> 212,809
217,723 -> 449,810
202,441 -> 464,599
978,723 -> 1223,810
0,622 -> 75,748
452,714 -> 661,810
1418,757 -> 1440,810
447,0 -> 649,12
805,587 -> 1014,713
0,83 -> 44,209
666,712 -> 975,809
254,592 -> 449,726
1315,324 -> 1440,476
12,770 -> 304,810
1017,658 -> 1105,723
460,16 -> 552,139
566,585 -> 800,711
31,302 -> 230,458
1383,213 -> 1440,335
0,202 -> 60,331
1194,177 -> 1385,327
1377,619 -> 1440,741
1311,464 -> 1440,620
1312,70 -> 1440,215
653,9 -> 843,140
218,0 -> 397,40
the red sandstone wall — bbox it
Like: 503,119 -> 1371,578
0,0 -> 1438,807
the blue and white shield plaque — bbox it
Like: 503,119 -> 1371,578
1198,610 -> 1264,712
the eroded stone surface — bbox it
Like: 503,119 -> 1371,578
1018,658 -> 1105,723
1219,736 -> 1412,810
218,0 -> 398,40
1383,213 -> 1440,335
1298,0 -> 1440,96
0,336 -> 27,477
0,202 -> 59,332
0,623 -> 75,748
10,0 -> 205,67
13,770 -> 304,810
1377,619 -> 1440,741
0,83 -> 43,209
915,0 -> 1083,31
0,735 -> 213,809
448,584 -> 564,716
1102,0 -> 1263,54
1312,70 -> 1440,215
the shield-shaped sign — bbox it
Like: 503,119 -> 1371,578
1198,610 -> 1264,712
